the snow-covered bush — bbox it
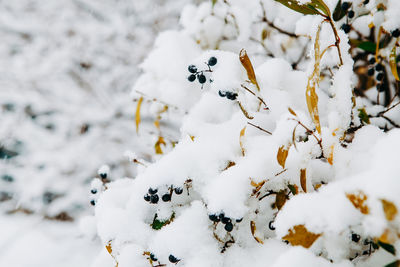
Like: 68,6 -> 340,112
92,0 -> 400,266
0,0 -> 188,219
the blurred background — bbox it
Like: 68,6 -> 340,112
0,0 -> 190,266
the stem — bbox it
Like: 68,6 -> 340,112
326,16 -> 344,66
247,122 -> 272,135
241,84 -> 269,109
290,118 -> 323,152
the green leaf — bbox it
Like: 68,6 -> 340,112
333,0 -> 346,21
288,184 -> 298,195
384,260 -> 400,267
212,0 -> 217,7
378,240 -> 396,255
351,39 -> 391,53
151,213 -> 175,230
358,108 -> 370,124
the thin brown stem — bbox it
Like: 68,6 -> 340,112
247,122 -> 272,135
289,118 -> 323,152
326,16 -> 344,66
241,84 -> 269,109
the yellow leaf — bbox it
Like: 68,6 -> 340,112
381,199 -> 398,221
250,221 -> 264,244
288,107 -> 297,116
283,225 -> 321,248
240,126 -> 246,156
239,49 -> 260,91
155,136 -> 166,154
154,119 -> 160,130
300,169 -> 307,192
277,145 -> 289,169
305,24 -> 322,134
390,46 -> 400,81
189,135 -> 195,141
327,144 -> 334,165
261,28 -> 268,41
106,242 -> 112,255
135,97 -> 143,133
276,190 -> 287,210
346,191 -> 369,214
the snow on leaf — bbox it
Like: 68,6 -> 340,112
239,49 -> 260,91
274,0 -> 321,16
300,168 -> 307,192
135,96 -> 144,133
277,145 -> 289,169
389,46 -> 400,81
250,221 -> 264,244
346,191 -> 369,214
282,225 -> 321,248
381,199 -> 398,221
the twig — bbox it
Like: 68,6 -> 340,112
325,16 -> 344,66
241,84 -> 269,109
247,122 -> 272,135
259,1 -> 297,38
289,118 -> 323,151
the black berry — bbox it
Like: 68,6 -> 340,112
392,29 -> 400,38
218,90 -> 226,97
2,174 -> 13,182
269,221 -> 276,231
188,74 -> 196,82
208,57 -> 217,66
226,92 -> 238,100
236,218 -> 243,223
221,216 -> 231,224
341,24 -> 351,34
91,189 -> 97,194
224,222 -> 233,232
169,254 -> 180,263
351,233 -> 361,243
90,199 -> 96,206
197,74 -> 206,84
148,188 -> 158,195
367,68 -> 375,76
376,73 -> 384,81
363,0 -> 369,4
162,193 -> 171,202
144,194 -> 151,202
150,253 -> 157,261
150,194 -> 159,204
348,10 -> 355,18
219,213 -> 225,220
188,65 -> 197,73
341,2 -> 350,10
100,173 -> 107,179
375,63 -> 384,72
174,187 -> 183,195
368,57 -> 376,65
209,214 -> 220,222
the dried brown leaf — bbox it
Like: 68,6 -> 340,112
239,49 -> 260,91
250,221 -> 264,244
346,191 -> 369,214
240,126 -> 246,156
283,225 -> 321,248
277,145 -> 289,169
381,199 -> 398,221
276,190 -> 287,210
300,169 -> 307,193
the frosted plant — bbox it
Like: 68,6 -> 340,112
91,0 -> 400,266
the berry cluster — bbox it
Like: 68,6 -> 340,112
366,56 -> 386,92
89,166 -> 110,206
208,212 -> 242,232
187,56 -> 218,87
143,185 -> 184,204
218,90 -> 238,101
340,2 -> 353,34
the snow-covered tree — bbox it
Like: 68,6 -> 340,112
91,0 -> 400,266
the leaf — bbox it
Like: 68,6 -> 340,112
358,108 -> 370,124
346,191 -> 369,214
288,184 -> 298,195
239,126 -> 246,156
250,221 -> 264,244
239,49 -> 260,91
273,0 -> 320,15
151,213 -> 175,230
135,96 -> 143,133
288,107 -> 297,116
106,242 -> 113,255
333,0 -> 346,21
300,168 -> 307,192
390,46 -> 400,81
277,145 -> 289,169
282,225 -> 321,248
381,199 -> 398,221
212,0 -> 217,7
261,28 -> 268,41
275,190 -> 287,210
384,261 -> 400,267
327,144 -> 334,165
306,24 -> 322,134
155,136 -> 166,154
378,240 -> 396,255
